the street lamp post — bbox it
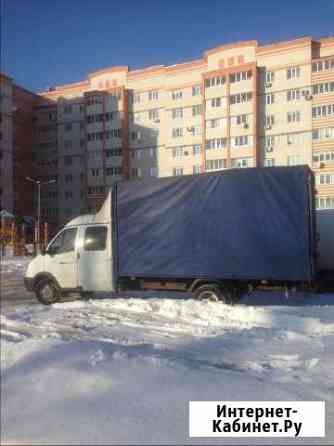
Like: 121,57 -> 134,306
26,177 -> 56,252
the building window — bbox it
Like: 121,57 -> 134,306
172,147 -> 184,159
287,89 -> 301,101
316,174 -> 334,185
231,158 -> 249,168
287,67 -> 301,79
133,112 -> 142,123
206,138 -> 227,150
65,123 -> 72,131
64,156 -> 72,166
312,59 -> 334,73
287,155 -> 301,166
229,71 -> 252,83
149,167 -> 157,177
205,76 -> 225,88
192,85 -> 201,96
265,158 -> 275,167
264,114 -> 275,127
91,168 -> 100,176
312,82 -> 334,96
148,90 -> 159,101
148,109 -> 159,120
64,140 -> 72,150
229,92 -> 252,104
265,71 -> 274,83
65,191 -> 73,199
207,118 -> 225,129
64,105 -> 72,114
172,128 -> 183,138
287,133 -> 297,145
206,159 -> 226,171
191,125 -> 201,136
266,93 -> 275,105
87,186 -> 105,194
232,135 -> 250,147
312,127 -> 334,141
131,167 -> 142,178
172,90 -> 183,100
265,135 -> 275,147
148,147 -> 155,157
106,148 -> 122,157
192,104 -> 202,116
65,174 -> 73,183
193,144 -> 201,155
287,111 -> 301,123
106,167 -> 122,176
315,196 -> 334,210
133,93 -> 141,103
132,148 -> 144,159
193,164 -> 201,174
131,131 -> 141,140
211,97 -> 221,107
313,151 -> 334,164
173,167 -> 183,176
172,108 -> 183,119
312,104 -> 334,119
235,114 -> 248,125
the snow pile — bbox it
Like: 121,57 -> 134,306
0,257 -> 30,276
2,292 -> 334,444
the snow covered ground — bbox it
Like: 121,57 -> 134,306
0,256 -> 30,276
1,258 -> 334,444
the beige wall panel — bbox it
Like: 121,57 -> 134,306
257,46 -> 311,69
204,85 -> 227,99
207,46 -> 256,70
90,70 -> 127,90
319,45 -> 334,58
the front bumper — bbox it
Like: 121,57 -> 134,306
24,277 -> 35,292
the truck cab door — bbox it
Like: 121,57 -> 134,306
77,225 -> 113,292
44,227 -> 78,289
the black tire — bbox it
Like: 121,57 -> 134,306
194,283 -> 241,304
80,292 -> 94,300
35,279 -> 61,305
194,284 -> 223,302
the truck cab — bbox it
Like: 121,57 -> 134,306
24,196 -> 114,304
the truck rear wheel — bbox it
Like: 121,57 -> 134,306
194,284 -> 223,302
194,284 -> 240,304
35,279 -> 61,305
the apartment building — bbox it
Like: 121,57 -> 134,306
29,36 -> 334,225
0,73 -> 37,217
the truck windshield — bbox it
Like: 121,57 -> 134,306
48,227 -> 77,254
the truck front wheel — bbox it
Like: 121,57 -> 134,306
35,279 -> 61,305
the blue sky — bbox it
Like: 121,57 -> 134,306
1,0 -> 333,92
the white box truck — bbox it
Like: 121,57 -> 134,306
24,166 -> 334,304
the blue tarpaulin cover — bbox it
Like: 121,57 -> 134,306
115,166 -> 315,282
